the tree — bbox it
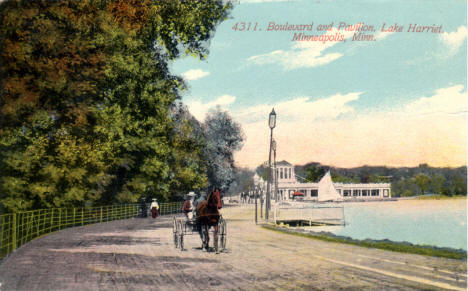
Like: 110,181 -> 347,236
369,175 -> 391,183
330,173 -> 360,183
401,189 -> 414,197
304,164 -> 326,182
452,176 -> 467,196
413,174 -> 430,195
391,177 -> 418,197
203,107 -> 244,192
430,174 -> 446,195
255,162 -> 269,181
227,168 -> 255,196
0,0 -> 231,211
167,103 -> 208,200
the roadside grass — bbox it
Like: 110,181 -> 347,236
262,225 -> 467,260
414,195 -> 466,200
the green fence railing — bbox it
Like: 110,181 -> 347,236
0,202 -> 183,259
157,202 -> 184,216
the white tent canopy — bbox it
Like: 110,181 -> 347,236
317,171 -> 343,202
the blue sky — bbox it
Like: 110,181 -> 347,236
170,0 -> 467,168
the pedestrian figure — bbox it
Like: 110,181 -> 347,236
150,198 -> 159,218
183,191 -> 196,220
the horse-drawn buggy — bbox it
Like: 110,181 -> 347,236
173,189 -> 227,253
173,215 -> 226,253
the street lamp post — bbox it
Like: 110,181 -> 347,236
255,185 -> 258,224
266,108 -> 276,220
272,139 -> 278,202
260,187 -> 263,219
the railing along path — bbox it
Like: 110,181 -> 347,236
0,202 -> 183,259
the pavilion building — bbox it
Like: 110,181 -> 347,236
274,161 -> 391,201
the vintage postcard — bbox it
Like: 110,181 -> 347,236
0,0 -> 466,290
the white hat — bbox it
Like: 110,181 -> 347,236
188,191 -> 195,197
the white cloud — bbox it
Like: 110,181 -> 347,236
403,85 -> 467,115
375,30 -> 395,40
439,26 -> 467,55
233,85 -> 467,169
247,27 -> 355,70
187,95 -> 236,121
181,69 -> 210,81
236,92 -> 361,124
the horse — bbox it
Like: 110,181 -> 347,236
196,189 -> 222,253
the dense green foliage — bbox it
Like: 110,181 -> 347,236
0,0 -> 232,212
227,167 -> 255,196
203,107 -> 244,192
168,103 -> 208,201
255,162 -> 269,181
294,162 -> 467,196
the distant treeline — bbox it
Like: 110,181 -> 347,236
294,162 -> 467,197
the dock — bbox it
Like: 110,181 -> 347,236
274,218 -> 344,227
271,202 -> 345,226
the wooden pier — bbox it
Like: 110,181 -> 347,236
274,218 -> 344,227
272,202 -> 345,226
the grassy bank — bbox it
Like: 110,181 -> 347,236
413,195 -> 467,200
262,225 -> 467,260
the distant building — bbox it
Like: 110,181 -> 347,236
274,161 -> 391,201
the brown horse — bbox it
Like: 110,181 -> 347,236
196,189 -> 221,253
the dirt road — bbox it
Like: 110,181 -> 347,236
0,205 -> 466,290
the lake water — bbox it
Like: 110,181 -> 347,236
309,199 -> 467,250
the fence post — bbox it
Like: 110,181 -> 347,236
51,209 -> 54,230
73,208 -> 76,226
12,213 -> 17,251
42,210 -> 47,234
100,207 -> 103,223
81,209 -> 84,226
58,209 -> 61,230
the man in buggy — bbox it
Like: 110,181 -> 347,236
182,191 -> 196,220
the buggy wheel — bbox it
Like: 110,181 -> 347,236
178,221 -> 185,251
173,218 -> 179,248
220,217 -> 227,251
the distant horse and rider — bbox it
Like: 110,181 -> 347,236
240,191 -> 254,204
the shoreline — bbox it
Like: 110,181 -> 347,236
398,195 -> 467,200
262,224 -> 467,260
283,195 -> 466,203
